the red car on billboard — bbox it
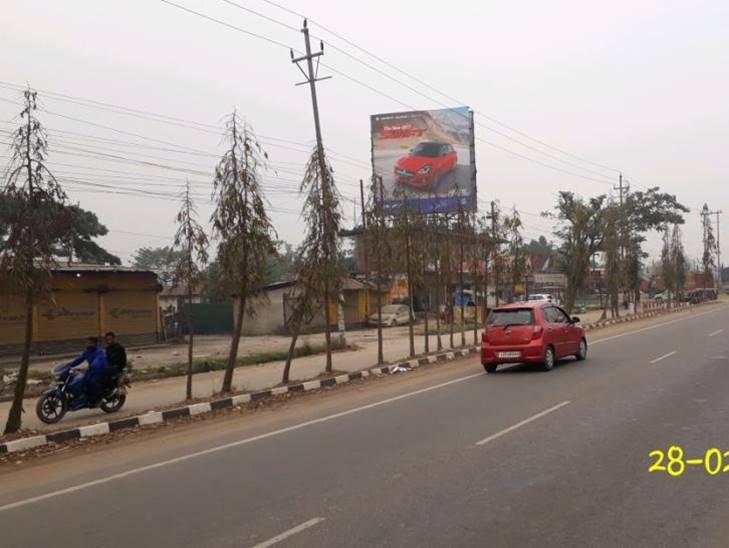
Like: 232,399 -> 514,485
394,141 -> 457,190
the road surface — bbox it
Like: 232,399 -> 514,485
1,304 -> 728,547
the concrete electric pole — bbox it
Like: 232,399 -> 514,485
291,20 -> 345,357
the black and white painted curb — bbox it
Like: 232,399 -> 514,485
580,302 -> 696,332
0,347 -> 480,455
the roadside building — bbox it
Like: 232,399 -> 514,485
0,264 -> 161,357
159,283 -> 206,314
238,277 -> 387,335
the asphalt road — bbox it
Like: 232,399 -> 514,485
1,304 -> 728,547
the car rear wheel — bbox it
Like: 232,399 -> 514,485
542,346 -> 555,371
575,339 -> 587,361
483,363 -> 497,374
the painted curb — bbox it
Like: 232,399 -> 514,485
0,345 -> 479,455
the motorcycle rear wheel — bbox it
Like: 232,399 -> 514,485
100,392 -> 126,413
36,393 -> 67,424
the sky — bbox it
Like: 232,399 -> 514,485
1,0 -> 728,267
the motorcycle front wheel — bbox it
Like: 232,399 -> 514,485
36,393 -> 67,424
100,391 -> 126,414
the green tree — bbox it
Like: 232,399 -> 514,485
211,113 -> 276,394
55,205 -> 121,265
1,196 -> 119,266
1,89 -> 73,434
172,181 -> 208,400
132,246 -> 183,285
504,209 -> 528,300
547,192 -> 606,314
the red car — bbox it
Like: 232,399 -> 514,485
481,301 -> 587,373
394,141 -> 457,190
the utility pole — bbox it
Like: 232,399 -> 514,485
490,201 -> 499,307
614,173 -> 631,304
291,20 -> 343,362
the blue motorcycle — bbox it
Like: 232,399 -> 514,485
35,363 -> 130,424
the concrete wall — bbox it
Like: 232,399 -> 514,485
238,287 -> 288,335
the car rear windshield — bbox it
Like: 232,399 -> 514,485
487,309 -> 534,326
411,142 -> 443,157
382,305 -> 404,314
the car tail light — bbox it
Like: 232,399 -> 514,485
482,329 -> 489,344
531,325 -> 544,340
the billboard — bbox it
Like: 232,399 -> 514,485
370,106 -> 476,214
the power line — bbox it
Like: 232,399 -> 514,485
258,0 -> 622,175
158,2 -> 618,188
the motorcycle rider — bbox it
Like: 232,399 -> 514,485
65,336 -> 109,407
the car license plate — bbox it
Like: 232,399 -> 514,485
498,351 -> 521,359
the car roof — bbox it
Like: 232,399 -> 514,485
492,301 -> 550,311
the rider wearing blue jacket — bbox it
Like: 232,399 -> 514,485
66,337 -> 109,405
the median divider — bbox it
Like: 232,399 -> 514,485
580,302 -> 697,332
0,346 -> 480,455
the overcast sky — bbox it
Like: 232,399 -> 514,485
2,0 -> 727,266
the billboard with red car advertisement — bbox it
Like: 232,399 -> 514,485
370,106 -> 476,214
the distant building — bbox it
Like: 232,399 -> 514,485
237,277 -> 387,335
0,264 -> 161,357
159,283 -> 206,314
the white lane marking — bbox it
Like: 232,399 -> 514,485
475,401 -> 571,446
709,329 -> 724,337
590,306 -> 728,345
0,372 -> 484,513
649,351 -> 678,364
252,517 -> 325,548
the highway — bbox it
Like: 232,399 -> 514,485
1,304 -> 728,547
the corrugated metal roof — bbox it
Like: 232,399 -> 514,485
51,263 -> 155,275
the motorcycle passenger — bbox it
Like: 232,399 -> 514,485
104,331 -> 127,384
65,337 -> 109,407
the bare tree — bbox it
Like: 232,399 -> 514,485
211,113 -> 276,394
282,148 -> 342,383
392,199 -> 420,358
172,181 -> 208,400
1,89 -> 72,434
701,203 -> 717,291
366,176 -> 390,365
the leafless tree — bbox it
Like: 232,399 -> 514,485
1,89 -> 72,434
210,113 -> 276,394
172,181 -> 208,400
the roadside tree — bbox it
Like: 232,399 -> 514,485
210,113 -> 276,394
1,89 -> 73,434
172,181 -> 208,400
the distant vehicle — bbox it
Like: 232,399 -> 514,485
527,293 -> 561,306
481,301 -> 586,373
394,141 -> 457,191
368,304 -> 411,327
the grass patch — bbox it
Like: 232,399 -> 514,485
130,339 -> 351,382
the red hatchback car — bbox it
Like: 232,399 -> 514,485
481,302 -> 587,373
394,141 -> 457,190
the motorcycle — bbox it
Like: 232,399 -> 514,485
36,363 -> 131,424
